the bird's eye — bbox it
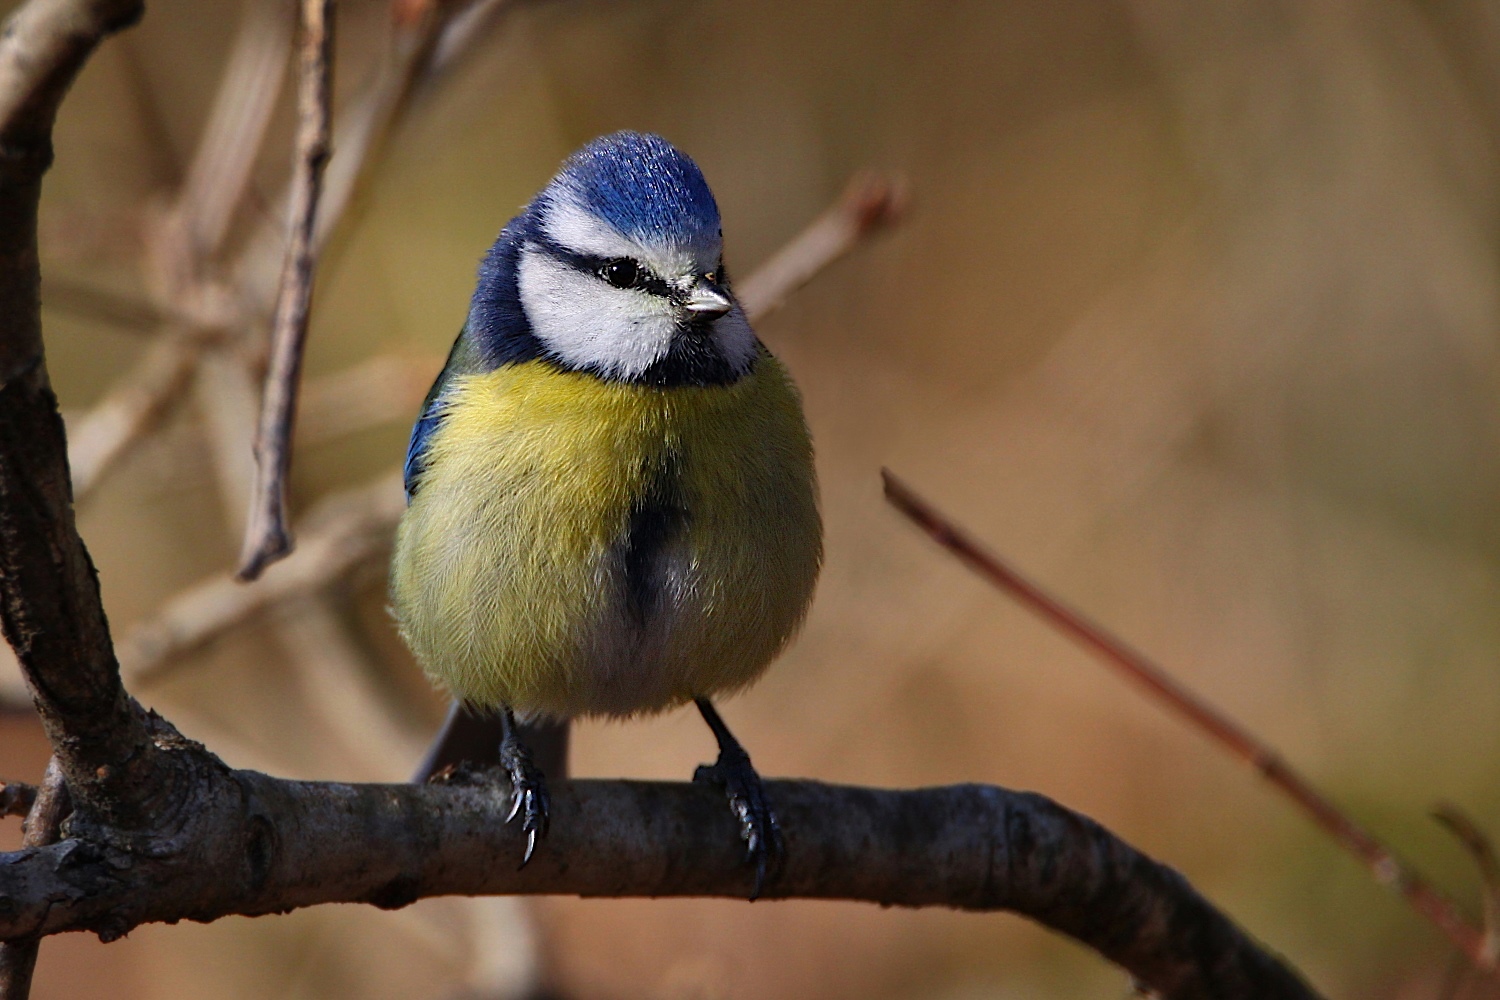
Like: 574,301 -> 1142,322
600,258 -> 643,289
703,271 -> 718,284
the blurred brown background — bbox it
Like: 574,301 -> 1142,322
4,0 -> 1500,996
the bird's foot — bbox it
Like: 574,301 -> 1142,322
694,746 -> 782,899
498,737 -> 549,867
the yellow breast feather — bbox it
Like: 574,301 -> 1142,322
390,352 -> 821,719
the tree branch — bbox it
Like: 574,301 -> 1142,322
0,0 -> 167,830
0,759 -> 1320,1000
121,470 -> 405,684
65,327 -> 205,501
1434,805 -> 1500,969
0,0 -> 143,161
0,759 -> 69,1000
237,0 -> 335,581
734,172 -> 906,319
0,782 -> 37,819
165,0 -> 295,267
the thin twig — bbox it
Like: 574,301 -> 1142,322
125,471 -> 406,685
0,782 -> 37,819
40,277 -> 165,332
0,759 -> 70,1000
1435,805 -> 1500,969
66,328 -> 207,501
237,0 -> 513,311
140,0 -> 294,331
65,0 -> 298,507
238,0 -> 336,581
295,354 -> 438,446
165,0 -> 296,268
880,469 -> 1491,970
735,172 -> 906,320
426,0 -> 512,77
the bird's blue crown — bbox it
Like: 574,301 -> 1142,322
548,131 -> 721,251
466,132 -> 725,371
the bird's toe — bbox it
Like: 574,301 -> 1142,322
499,739 -> 550,868
695,749 -> 783,899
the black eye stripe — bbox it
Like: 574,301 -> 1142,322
532,238 -> 673,296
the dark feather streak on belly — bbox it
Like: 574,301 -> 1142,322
619,451 -> 688,628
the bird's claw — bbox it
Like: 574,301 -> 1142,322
499,738 -> 549,868
694,748 -> 782,899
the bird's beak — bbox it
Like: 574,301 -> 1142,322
683,279 -> 733,320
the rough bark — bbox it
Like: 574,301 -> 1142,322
0,759 -> 70,999
0,0 -> 175,833
0,755 -> 1319,1000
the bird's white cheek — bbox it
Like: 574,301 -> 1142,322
517,246 -> 677,378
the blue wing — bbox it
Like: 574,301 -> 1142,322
404,327 -> 484,501
402,398 -> 446,501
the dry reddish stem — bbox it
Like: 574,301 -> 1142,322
881,468 -> 1490,970
734,171 -> 906,318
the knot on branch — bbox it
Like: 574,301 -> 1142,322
11,732 -> 279,942
65,713 -> 227,845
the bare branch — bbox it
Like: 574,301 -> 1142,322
0,0 -> 143,152
425,0 -> 511,78
1435,805 -> 1500,970
0,9 -> 1325,994
295,353 -> 437,446
880,469 -> 1490,970
229,154 -> 894,578
735,172 -> 906,320
0,782 -> 38,819
40,276 -> 165,332
58,0 -> 297,505
164,0 -> 294,264
0,0 -> 170,830
237,0 -> 336,581
113,32 -> 181,191
0,763 -> 1320,1000
123,471 -> 405,684
0,759 -> 70,1000
237,0 -> 516,311
66,327 -> 204,501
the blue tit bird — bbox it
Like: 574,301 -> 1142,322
391,131 -> 822,892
